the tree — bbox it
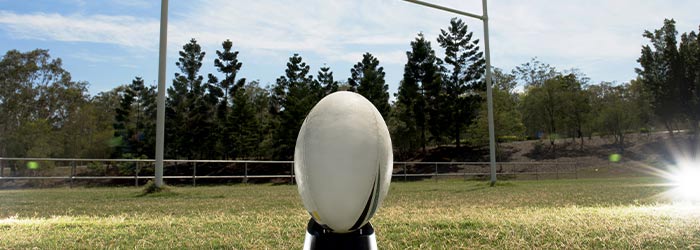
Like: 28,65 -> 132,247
130,77 -> 157,158
229,81 -> 260,159
49,79 -> 90,158
317,66 -> 339,96
520,72 -> 590,152
348,53 -> 391,118
513,57 -> 557,89
388,100 -> 416,159
627,77 -> 654,134
246,81 -> 275,159
492,67 -> 518,94
468,68 -> 525,158
515,58 -> 559,137
437,18 -> 485,148
111,77 -> 157,159
678,27 -> 700,138
393,78 -> 420,154
112,82 -> 135,157
398,33 -> 442,153
0,49 -> 113,178
166,38 -> 214,159
271,54 -> 319,159
213,39 -> 243,106
125,77 -> 156,158
0,49 -> 90,160
211,39 -> 245,159
478,67 -> 524,148
520,74 -> 569,148
467,82 -> 524,153
83,90 -> 121,159
560,70 -> 591,149
636,19 -> 683,136
589,82 -> 639,151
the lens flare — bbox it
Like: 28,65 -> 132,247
669,161 -> 700,201
609,154 -> 621,163
27,161 -> 39,170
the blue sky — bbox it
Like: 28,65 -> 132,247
1,0 -> 699,96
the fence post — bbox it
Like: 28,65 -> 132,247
403,163 -> 407,182
135,162 -> 139,187
486,163 -> 490,181
243,162 -> 248,184
434,163 -> 438,182
463,164 -> 467,181
496,163 -> 503,180
70,161 -> 76,188
1,159 -> 4,186
193,162 -> 197,187
290,163 -> 295,185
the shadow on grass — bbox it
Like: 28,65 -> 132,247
446,181 -> 516,193
136,181 -> 177,197
452,186 -> 488,193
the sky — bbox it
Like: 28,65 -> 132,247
1,0 -> 699,97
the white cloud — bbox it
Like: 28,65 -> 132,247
336,50 -> 407,65
166,0 -> 446,64
487,0 -> 700,83
0,11 -> 159,49
112,0 -> 153,9
2,0 -> 700,85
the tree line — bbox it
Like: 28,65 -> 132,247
1,18 -> 698,162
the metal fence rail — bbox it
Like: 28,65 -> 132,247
0,158 -> 579,188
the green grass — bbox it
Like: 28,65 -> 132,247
1,178 -> 699,249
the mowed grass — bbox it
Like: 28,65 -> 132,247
1,177 -> 699,249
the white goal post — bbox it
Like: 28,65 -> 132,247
401,0 -> 497,186
153,0 -> 498,187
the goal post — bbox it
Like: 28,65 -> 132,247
153,0 -> 498,187
402,0 -> 498,186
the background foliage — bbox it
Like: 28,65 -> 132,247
1,18 -> 698,161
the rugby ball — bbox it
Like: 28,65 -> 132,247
294,91 -> 393,233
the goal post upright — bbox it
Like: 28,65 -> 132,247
155,0 -> 168,188
151,0 -> 496,188
402,0 -> 497,186
481,0 -> 497,187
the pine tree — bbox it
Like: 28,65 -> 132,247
679,28 -> 700,138
229,83 -> 260,158
437,18 -> 485,148
317,66 -> 339,96
211,39 -> 245,159
248,81 -> 275,158
400,34 -> 441,153
113,85 -> 135,158
130,77 -> 157,158
348,53 -> 391,118
393,79 -> 420,153
166,38 -> 211,159
214,39 -> 243,106
271,54 -> 318,159
636,19 -> 683,136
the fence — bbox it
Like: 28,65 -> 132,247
0,158 -> 579,188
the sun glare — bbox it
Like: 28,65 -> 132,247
668,160 -> 700,202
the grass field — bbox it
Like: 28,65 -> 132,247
1,177 -> 699,249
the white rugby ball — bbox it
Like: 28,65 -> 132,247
294,91 -> 393,233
